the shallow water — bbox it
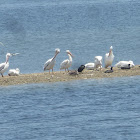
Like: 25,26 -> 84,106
0,0 -> 140,139
0,76 -> 140,139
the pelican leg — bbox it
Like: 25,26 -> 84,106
1,73 -> 3,77
52,68 -> 55,74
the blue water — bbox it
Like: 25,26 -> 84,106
0,0 -> 140,139
0,76 -> 140,139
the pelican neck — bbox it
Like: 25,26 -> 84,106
68,54 -> 72,62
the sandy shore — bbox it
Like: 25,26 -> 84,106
0,65 -> 140,86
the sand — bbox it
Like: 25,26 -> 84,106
0,65 -> 140,86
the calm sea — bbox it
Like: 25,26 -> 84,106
0,0 -> 140,139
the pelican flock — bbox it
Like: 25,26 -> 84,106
60,50 -> 73,72
44,48 -> 60,74
0,44 -> 136,77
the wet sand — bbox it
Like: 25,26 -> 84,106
0,65 -> 140,86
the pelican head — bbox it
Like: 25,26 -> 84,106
16,68 -> 20,72
6,53 -> 12,57
66,50 -> 73,57
110,46 -> 113,50
55,48 -> 60,54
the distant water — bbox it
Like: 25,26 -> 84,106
0,0 -> 139,74
0,0 -> 140,140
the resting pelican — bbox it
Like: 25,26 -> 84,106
44,48 -> 60,73
115,61 -> 135,68
0,53 -> 19,77
60,50 -> 73,72
85,56 -> 102,70
8,68 -> 20,76
105,46 -> 114,68
94,56 -> 102,70
85,63 -> 95,70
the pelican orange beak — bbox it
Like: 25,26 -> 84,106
11,53 -> 20,56
109,50 -> 111,56
68,52 -> 74,57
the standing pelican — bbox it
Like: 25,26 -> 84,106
105,46 -> 114,68
44,48 -> 60,74
0,53 -> 19,77
60,50 -> 73,72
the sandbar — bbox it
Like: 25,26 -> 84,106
0,65 -> 140,86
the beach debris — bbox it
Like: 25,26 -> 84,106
69,70 -> 78,76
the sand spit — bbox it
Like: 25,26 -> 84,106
0,65 -> 140,86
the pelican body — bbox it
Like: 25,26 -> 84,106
0,53 -> 12,77
44,48 -> 60,73
60,50 -> 73,72
94,56 -> 102,70
85,63 -> 95,70
115,61 -> 135,68
85,56 -> 102,70
8,68 -> 20,76
105,46 -> 114,68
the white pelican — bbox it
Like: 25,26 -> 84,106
94,56 -> 102,70
85,56 -> 102,70
60,50 -> 73,72
105,46 -> 114,68
0,53 -> 19,77
85,63 -> 95,70
115,60 -> 135,68
8,68 -> 20,76
44,48 -> 60,73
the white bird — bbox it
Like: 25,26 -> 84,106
0,53 -> 19,77
60,50 -> 73,72
94,56 -> 102,70
105,46 -> 114,68
44,48 -> 60,74
115,61 -> 135,68
85,56 -> 102,70
8,68 -> 20,76
85,62 -> 95,70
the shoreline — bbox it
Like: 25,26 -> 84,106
0,65 -> 140,86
